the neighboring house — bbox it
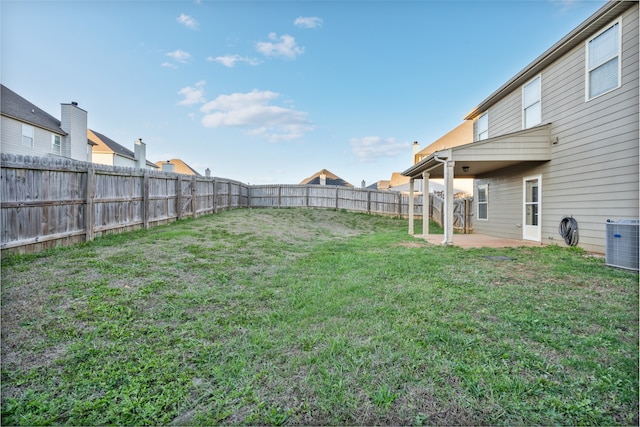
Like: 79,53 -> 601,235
1,85 -> 93,162
300,169 -> 354,187
375,171 -> 470,196
89,130 -> 158,170
413,122 -> 474,164
371,125 -> 474,195
412,122 -> 475,196
403,0 -> 639,253
154,159 -> 202,176
368,180 -> 390,191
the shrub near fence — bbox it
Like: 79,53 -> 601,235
1,154 -> 427,256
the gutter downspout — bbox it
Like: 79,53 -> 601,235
433,155 -> 454,245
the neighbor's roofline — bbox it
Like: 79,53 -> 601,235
463,0 -> 634,121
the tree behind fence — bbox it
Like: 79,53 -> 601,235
1,154 -> 428,256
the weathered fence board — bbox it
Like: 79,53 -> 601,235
431,192 -> 473,233
2,154 -> 470,256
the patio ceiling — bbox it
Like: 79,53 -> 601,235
402,123 -> 552,179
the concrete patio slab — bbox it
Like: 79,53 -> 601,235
414,233 -> 543,249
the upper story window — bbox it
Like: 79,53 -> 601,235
523,75 -> 541,128
52,134 -> 61,154
22,124 -> 34,147
476,112 -> 488,141
586,19 -> 621,100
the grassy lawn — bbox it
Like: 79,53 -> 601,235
1,208 -> 638,426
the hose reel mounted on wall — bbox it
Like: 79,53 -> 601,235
558,216 -> 579,246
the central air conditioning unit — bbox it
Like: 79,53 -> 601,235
605,219 -> 639,271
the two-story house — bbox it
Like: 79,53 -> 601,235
403,0 -> 639,254
1,85 -> 93,162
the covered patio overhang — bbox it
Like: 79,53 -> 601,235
402,123 -> 552,245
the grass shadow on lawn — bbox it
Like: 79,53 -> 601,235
2,209 -> 638,426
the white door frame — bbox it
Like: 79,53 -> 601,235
523,175 -> 542,241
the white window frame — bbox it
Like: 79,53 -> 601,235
586,17 -> 622,101
522,75 -> 541,129
522,175 -> 542,242
52,134 -> 61,154
476,112 -> 488,141
22,124 -> 34,147
477,184 -> 488,221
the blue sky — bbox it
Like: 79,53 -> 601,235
2,0 -> 606,185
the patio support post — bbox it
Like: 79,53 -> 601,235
422,171 -> 429,238
444,160 -> 455,245
408,178 -> 414,235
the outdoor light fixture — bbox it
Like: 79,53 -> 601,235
462,166 -> 470,172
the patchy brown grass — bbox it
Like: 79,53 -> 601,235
2,209 -> 638,426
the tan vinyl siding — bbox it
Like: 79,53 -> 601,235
487,91 -> 520,136
473,164 -> 535,241
474,3 -> 638,253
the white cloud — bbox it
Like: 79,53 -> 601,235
548,0 -> 579,13
177,13 -> 199,29
166,49 -> 192,63
256,33 -> 304,60
200,90 -> 313,141
177,81 -> 206,106
294,16 -> 323,29
161,62 -> 177,69
208,54 -> 260,67
350,136 -> 410,163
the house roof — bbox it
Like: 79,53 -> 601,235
415,121 -> 473,161
371,180 -> 390,190
154,159 -> 201,176
464,0 -> 635,120
89,129 -> 134,158
299,168 -> 354,187
1,84 -> 67,135
89,129 -> 158,168
389,172 -> 410,188
403,123 -> 552,179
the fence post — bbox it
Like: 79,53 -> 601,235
367,190 -> 371,214
278,185 -> 282,208
212,178 -> 217,213
397,193 -> 402,218
143,170 -> 150,229
191,176 -> 198,218
227,181 -> 232,210
306,185 -> 309,208
176,175 -> 183,220
85,167 -> 95,241
335,186 -> 339,210
465,198 -> 471,234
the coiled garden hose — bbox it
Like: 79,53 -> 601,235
558,216 -> 579,246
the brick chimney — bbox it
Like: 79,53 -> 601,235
61,101 -> 88,161
134,138 -> 146,169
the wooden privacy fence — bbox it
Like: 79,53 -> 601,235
430,192 -> 474,234
1,154 -> 248,255
249,184 -> 424,217
2,154 -> 471,256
